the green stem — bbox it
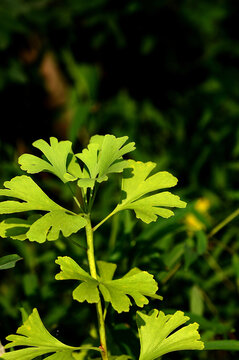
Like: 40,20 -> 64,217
85,217 -> 108,360
208,208 -> 239,238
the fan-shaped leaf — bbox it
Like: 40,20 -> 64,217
1,309 -> 101,360
18,137 -> 72,183
137,309 -> 204,360
0,176 -> 86,243
0,215 -> 40,241
55,257 -> 162,313
55,256 -> 99,303
71,134 -> 135,188
115,160 -> 187,223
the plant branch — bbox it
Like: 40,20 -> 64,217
85,217 -> 108,360
93,209 -> 118,232
208,208 -> 239,238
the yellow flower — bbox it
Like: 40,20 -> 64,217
184,214 -> 205,232
184,198 -> 210,232
195,198 -> 210,213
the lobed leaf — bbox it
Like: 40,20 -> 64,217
55,257 -> 162,313
18,137 -> 72,183
69,134 -> 135,188
115,160 -> 187,223
1,309 -> 100,360
0,176 -> 86,243
55,256 -> 100,303
26,211 -> 86,243
98,265 -> 162,313
137,309 -> 204,360
0,216 -> 39,241
90,134 -> 135,178
0,176 -> 64,214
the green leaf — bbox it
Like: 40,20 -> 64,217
0,176 -> 86,243
73,134 -> 135,188
115,160 -> 186,223
55,256 -> 100,303
0,175 -> 63,213
55,257 -> 162,313
137,310 -> 204,360
190,285 -> 204,316
18,137 -> 72,183
98,264 -> 162,313
26,210 -> 86,243
90,134 -> 135,177
64,153 -> 84,182
0,254 -> 22,270
0,216 -> 39,241
204,340 -> 239,351
1,308 -> 101,360
196,230 -> 208,255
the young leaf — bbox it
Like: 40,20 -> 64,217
72,134 -> 135,188
55,257 -> 162,313
136,309 -> 204,360
0,176 -> 86,243
18,137 -> 72,183
1,308 -> 101,360
90,134 -> 135,177
115,160 -> 186,223
0,254 -> 22,270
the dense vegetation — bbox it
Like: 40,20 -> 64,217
1,1 -> 239,359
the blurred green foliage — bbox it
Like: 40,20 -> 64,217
1,0 -> 239,359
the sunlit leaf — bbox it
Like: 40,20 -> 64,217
0,175 -> 64,213
90,134 -> 135,177
1,309 -> 100,360
0,176 -> 86,243
55,257 -> 162,313
0,254 -> 22,270
98,262 -> 162,313
72,134 -> 135,188
115,160 -> 186,223
18,137 -> 72,183
137,309 -> 204,360
55,256 -> 100,303
0,216 -> 40,240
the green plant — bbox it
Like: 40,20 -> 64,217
0,134 -> 205,360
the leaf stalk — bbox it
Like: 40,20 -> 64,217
93,209 -> 118,232
85,217 -> 108,360
208,208 -> 239,238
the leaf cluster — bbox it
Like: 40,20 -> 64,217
0,134 -> 204,360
